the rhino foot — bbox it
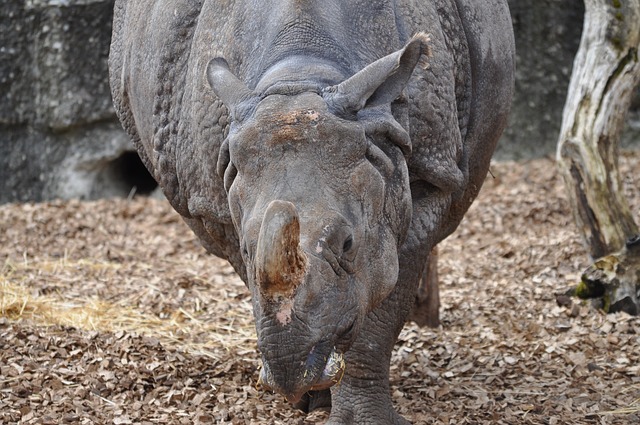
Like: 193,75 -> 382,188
325,401 -> 410,425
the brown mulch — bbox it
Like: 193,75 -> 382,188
1,151 -> 639,424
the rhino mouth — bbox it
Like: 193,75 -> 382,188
258,346 -> 345,403
307,348 -> 345,391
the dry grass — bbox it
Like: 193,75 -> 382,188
0,258 -> 257,358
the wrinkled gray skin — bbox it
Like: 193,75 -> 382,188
110,1 -> 514,423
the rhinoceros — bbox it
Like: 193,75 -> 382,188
109,0 -> 514,423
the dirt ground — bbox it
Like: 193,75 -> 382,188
1,152 -> 639,425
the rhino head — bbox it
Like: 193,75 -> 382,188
207,35 -> 429,403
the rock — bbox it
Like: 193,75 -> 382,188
0,0 -> 157,203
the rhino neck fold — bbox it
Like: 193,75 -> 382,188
254,56 -> 347,95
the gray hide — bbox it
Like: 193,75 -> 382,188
110,1 -> 515,423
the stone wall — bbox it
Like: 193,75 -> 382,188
0,0 -> 638,203
501,0 -> 584,159
0,0 -> 156,203
502,0 -> 639,159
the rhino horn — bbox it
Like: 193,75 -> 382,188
323,33 -> 431,115
256,201 -> 308,299
207,57 -> 256,121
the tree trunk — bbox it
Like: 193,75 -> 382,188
557,0 -> 640,314
409,247 -> 440,328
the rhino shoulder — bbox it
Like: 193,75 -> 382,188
110,0 -> 214,218
110,0 -> 242,268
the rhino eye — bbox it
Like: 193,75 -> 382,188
342,235 -> 354,253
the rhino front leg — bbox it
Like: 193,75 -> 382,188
327,328 -> 410,424
327,241 -> 426,425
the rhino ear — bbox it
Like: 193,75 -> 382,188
324,33 -> 431,116
207,58 -> 256,121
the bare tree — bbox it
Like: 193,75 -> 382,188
557,0 -> 640,314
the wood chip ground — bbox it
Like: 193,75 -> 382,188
1,152 -> 639,424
